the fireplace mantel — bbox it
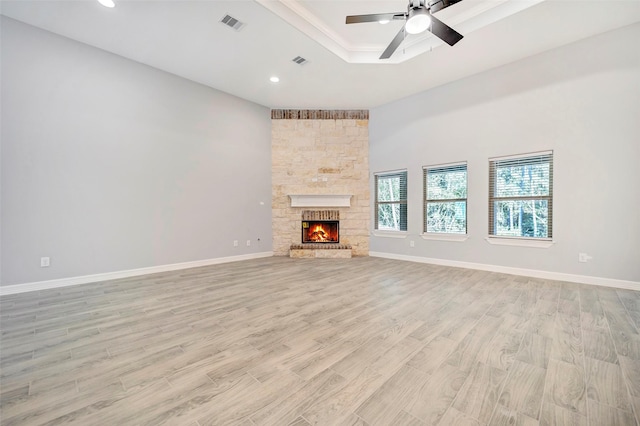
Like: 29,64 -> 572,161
288,194 -> 352,208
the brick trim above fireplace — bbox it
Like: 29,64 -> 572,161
271,110 -> 368,120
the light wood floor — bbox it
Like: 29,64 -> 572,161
1,257 -> 639,426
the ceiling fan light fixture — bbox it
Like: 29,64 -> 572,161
405,8 -> 430,34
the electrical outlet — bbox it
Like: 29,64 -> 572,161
579,253 -> 592,263
40,257 -> 50,267
233,240 -> 238,247
410,241 -> 415,247
246,240 -> 251,247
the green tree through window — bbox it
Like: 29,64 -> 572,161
489,152 -> 553,239
424,163 -> 467,234
375,171 -> 407,231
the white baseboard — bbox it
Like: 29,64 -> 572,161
0,252 -> 274,296
3,251 -> 637,296
369,251 -> 640,292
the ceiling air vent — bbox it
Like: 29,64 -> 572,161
220,14 -> 245,31
292,56 -> 308,65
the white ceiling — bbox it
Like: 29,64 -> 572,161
1,0 -> 639,109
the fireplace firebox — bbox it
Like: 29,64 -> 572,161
301,210 -> 340,244
302,221 -> 339,243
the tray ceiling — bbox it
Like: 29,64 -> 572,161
1,0 -> 639,108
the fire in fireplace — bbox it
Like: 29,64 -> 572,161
302,221 -> 339,243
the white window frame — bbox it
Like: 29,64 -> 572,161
422,162 -> 468,242
487,151 -> 554,248
373,170 -> 408,235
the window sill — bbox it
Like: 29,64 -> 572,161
421,233 -> 468,242
485,237 -> 554,249
372,230 -> 408,239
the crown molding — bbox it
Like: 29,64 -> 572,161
254,0 -> 544,64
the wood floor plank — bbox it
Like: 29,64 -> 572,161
250,368 -> 348,426
600,299 -> 640,360
439,406 -> 482,426
390,410 -> 426,426
406,336 -> 456,375
1,257 -> 637,426
488,404 -> 539,426
336,412 -> 370,425
481,328 -> 523,372
585,357 -> 632,412
617,290 -> 640,313
403,363 -> 469,425
287,416 -> 312,426
516,332 -> 552,369
558,299 -> 581,319
583,328 -> 619,364
445,315 -> 504,372
314,317 -> 423,381
550,314 -> 584,367
496,360 -> 547,420
303,335 -> 423,425
579,288 -> 608,332
539,401 -> 587,426
627,309 -> 640,332
586,399 -> 637,426
355,365 -> 429,426
452,361 -> 508,424
528,313 -> 556,338
619,355 -> 640,399
631,395 -> 640,426
544,358 -> 587,415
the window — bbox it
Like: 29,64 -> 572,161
489,151 -> 553,239
424,163 -> 467,234
375,171 -> 407,231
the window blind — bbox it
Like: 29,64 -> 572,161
375,171 -> 407,231
489,152 -> 553,239
423,163 -> 467,234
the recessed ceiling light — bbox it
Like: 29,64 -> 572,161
98,0 -> 115,8
270,76 -> 280,83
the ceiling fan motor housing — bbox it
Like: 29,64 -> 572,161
345,0 -> 464,59
406,1 -> 431,35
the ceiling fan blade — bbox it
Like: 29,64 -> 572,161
428,0 -> 463,14
346,12 -> 404,24
380,26 -> 407,59
429,14 -> 463,46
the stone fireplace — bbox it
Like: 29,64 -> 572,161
271,109 -> 370,257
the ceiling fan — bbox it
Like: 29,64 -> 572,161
346,0 -> 464,59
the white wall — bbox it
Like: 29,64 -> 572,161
369,23 -> 640,283
1,17 -> 273,286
